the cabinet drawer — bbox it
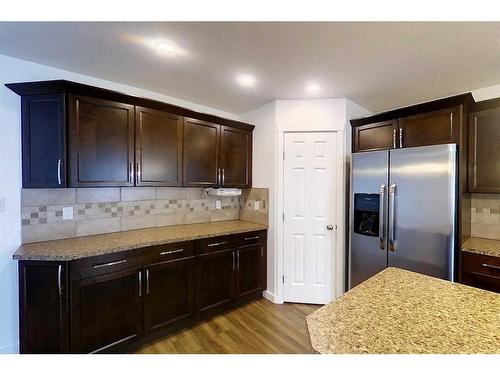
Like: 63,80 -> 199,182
143,241 -> 194,264
195,235 -> 237,254
462,252 -> 500,278
70,250 -> 144,280
233,230 -> 266,247
462,271 -> 500,294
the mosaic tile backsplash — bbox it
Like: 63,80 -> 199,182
471,194 -> 500,240
21,187 -> 268,243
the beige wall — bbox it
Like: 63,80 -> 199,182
471,194 -> 500,240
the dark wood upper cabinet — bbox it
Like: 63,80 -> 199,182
143,257 -> 195,334
399,107 -> 460,148
19,262 -> 68,353
469,107 -> 500,193
70,268 -> 143,353
220,126 -> 252,187
135,107 -> 183,186
235,244 -> 263,298
21,94 -> 66,188
353,120 -> 398,152
183,118 -> 220,186
68,95 -> 135,187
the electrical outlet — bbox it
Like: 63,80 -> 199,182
215,200 -> 222,210
0,197 -> 5,213
254,200 -> 260,210
62,206 -> 73,220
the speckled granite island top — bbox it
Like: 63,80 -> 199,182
306,268 -> 500,354
462,237 -> 500,258
13,220 -> 267,261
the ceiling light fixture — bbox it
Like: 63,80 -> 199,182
152,40 -> 185,57
237,74 -> 256,88
306,82 -> 321,94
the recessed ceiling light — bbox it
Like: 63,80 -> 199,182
306,82 -> 321,94
152,40 -> 185,56
156,42 -> 176,53
237,74 -> 257,88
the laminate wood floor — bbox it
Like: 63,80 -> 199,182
136,298 -> 320,354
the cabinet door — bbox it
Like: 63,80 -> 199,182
21,94 -> 66,188
135,107 -> 183,186
183,118 -> 220,186
469,107 -> 500,193
235,244 -> 263,298
220,126 -> 252,187
353,120 -> 398,152
196,249 -> 235,314
68,95 -> 135,187
19,261 -> 68,353
70,268 -> 143,353
399,107 -> 460,148
143,257 -> 195,333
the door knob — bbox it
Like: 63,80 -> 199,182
326,225 -> 334,231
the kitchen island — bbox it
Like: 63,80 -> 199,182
306,267 -> 500,354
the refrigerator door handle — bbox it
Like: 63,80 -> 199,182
379,184 -> 386,250
389,183 -> 397,252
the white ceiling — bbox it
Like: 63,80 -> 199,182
1,22 -> 499,114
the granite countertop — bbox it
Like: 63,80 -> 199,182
306,267 -> 500,354
462,237 -> 500,258
13,220 -> 268,261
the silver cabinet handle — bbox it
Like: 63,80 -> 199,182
379,184 -> 386,250
393,129 -> 397,149
244,236 -> 261,241
482,263 -> 500,271
136,161 -> 141,182
232,251 -> 235,271
129,162 -> 134,182
93,259 -> 127,269
146,269 -> 150,295
399,128 -> 403,148
57,264 -> 63,297
236,250 -> 240,270
159,249 -> 184,256
388,184 -> 397,252
138,271 -> 142,297
207,241 -> 227,247
222,168 -> 225,186
57,159 -> 63,185
218,168 -> 221,185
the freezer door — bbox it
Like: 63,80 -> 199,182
350,150 -> 389,288
388,144 -> 457,280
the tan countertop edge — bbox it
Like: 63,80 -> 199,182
13,220 -> 268,261
306,267 -> 500,354
462,237 -> 500,258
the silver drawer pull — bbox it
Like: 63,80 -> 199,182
207,241 -> 227,247
93,259 -> 127,269
160,249 -> 184,256
244,236 -> 261,241
482,263 -> 500,271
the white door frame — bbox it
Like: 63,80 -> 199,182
274,129 -> 346,304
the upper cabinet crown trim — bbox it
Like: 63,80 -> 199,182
5,80 -> 254,132
350,93 -> 474,127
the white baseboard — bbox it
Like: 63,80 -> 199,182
0,342 -> 19,354
262,290 -> 283,304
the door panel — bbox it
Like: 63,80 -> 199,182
68,95 -> 134,187
388,144 -> 457,281
350,151 -> 389,288
283,132 -> 336,304
400,107 -> 459,148
236,244 -> 262,297
144,257 -> 195,333
196,249 -> 234,314
135,107 -> 182,186
70,268 -> 143,353
183,118 -> 220,186
354,120 -> 397,152
220,126 -> 251,187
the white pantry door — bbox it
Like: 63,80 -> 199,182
283,132 -> 336,304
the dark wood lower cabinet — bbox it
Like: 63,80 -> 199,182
461,251 -> 500,294
18,230 -> 267,353
70,268 -> 143,353
144,257 -> 195,333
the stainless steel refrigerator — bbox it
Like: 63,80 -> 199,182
349,144 -> 458,288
